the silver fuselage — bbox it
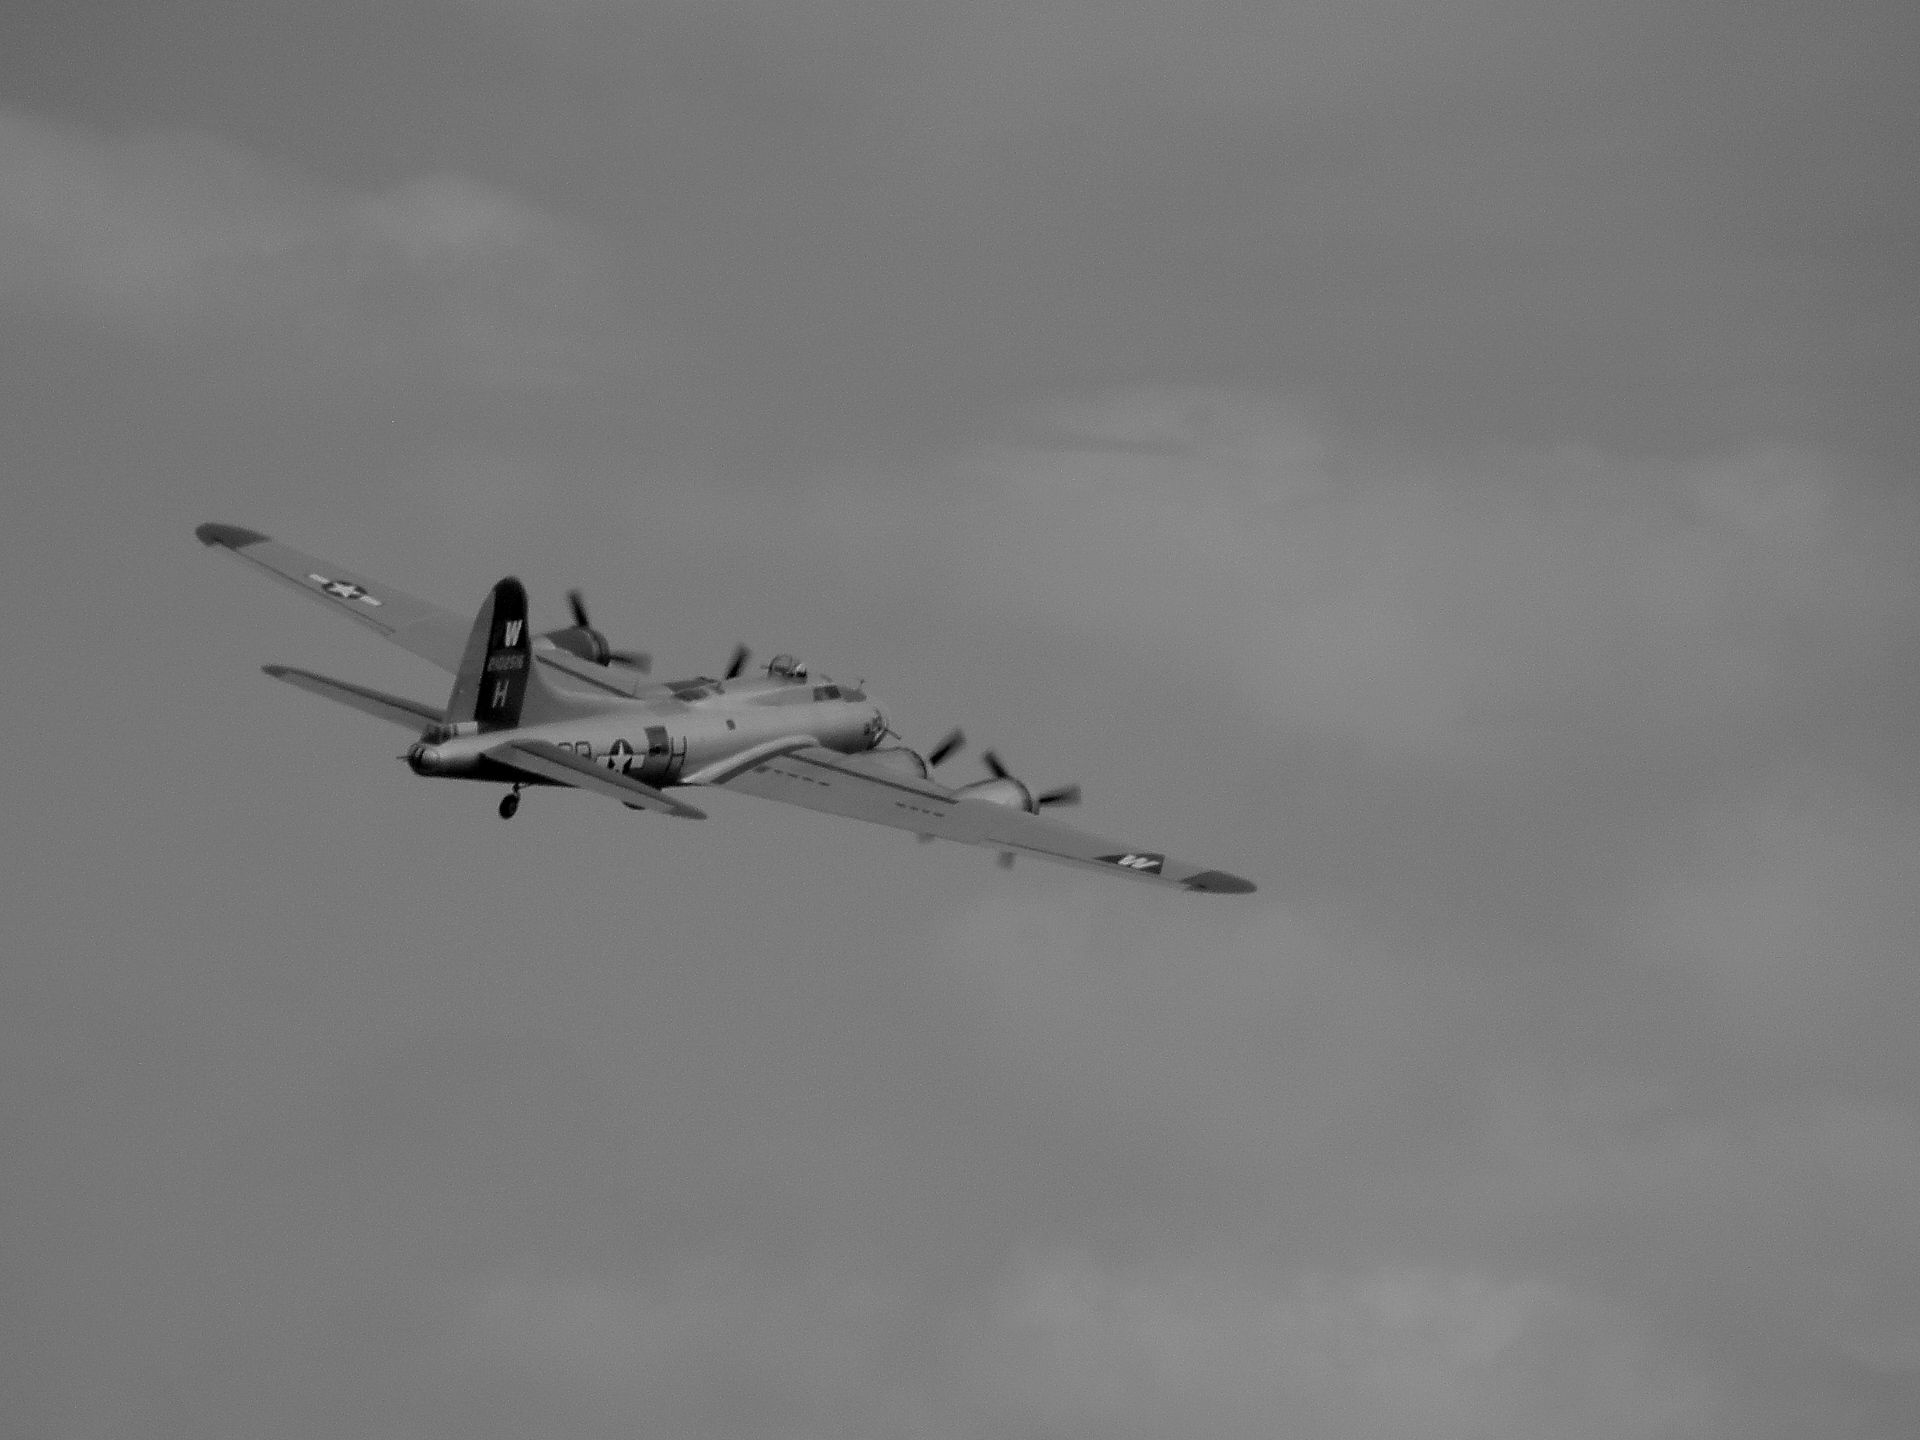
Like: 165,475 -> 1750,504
408,665 -> 885,786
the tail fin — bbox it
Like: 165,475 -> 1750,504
449,578 -> 533,729
448,578 -> 602,730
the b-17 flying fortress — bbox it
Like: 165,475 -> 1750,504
197,523 -> 1255,893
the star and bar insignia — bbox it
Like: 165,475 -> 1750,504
308,573 -> 382,606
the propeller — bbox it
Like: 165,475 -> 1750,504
965,748 -> 1084,871
912,728 -> 968,844
723,644 -> 751,680
546,590 -> 651,671
926,727 -> 966,769
569,591 -> 652,670
914,731 -> 1080,860
981,750 -> 1081,809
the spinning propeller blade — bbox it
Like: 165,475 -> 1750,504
924,736 -> 1081,876
554,589 -> 650,670
927,728 -> 966,768
977,749 -> 1082,814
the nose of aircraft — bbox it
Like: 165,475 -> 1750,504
406,742 -> 443,775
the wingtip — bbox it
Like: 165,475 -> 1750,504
196,522 -> 270,549
1183,870 -> 1258,894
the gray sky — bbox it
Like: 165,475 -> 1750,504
4,2 -> 1918,1436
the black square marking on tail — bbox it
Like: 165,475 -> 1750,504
473,577 -> 532,729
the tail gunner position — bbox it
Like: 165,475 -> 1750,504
196,523 -> 1256,894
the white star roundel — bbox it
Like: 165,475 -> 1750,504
308,573 -> 382,606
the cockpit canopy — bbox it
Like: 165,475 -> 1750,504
766,653 -> 808,680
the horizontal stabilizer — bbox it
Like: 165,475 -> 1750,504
491,739 -> 707,819
263,665 -> 445,730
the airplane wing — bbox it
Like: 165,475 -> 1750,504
196,523 -> 472,673
710,746 -> 1255,893
491,739 -> 708,820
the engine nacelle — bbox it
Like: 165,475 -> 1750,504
860,746 -> 930,780
954,776 -> 1035,812
543,623 -> 612,665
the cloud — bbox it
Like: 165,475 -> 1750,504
1466,1084 -> 1920,1384
0,110 -> 636,391
448,1264 -> 896,1436
941,887 -> 1450,1158
798,386 -> 1915,765
1619,771 -> 1920,1047
455,1251 -> 1717,1440
315,2 -> 1916,468
454,1 -> 1654,132
463,1260 -> 907,1435
938,811 -> 1920,1429
963,1254 -> 1718,1440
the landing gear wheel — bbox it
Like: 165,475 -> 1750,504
498,790 -> 521,820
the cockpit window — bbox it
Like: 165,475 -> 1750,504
813,685 -> 843,701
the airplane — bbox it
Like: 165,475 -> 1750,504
194,523 -> 1256,894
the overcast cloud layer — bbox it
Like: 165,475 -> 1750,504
4,3 -> 1918,1437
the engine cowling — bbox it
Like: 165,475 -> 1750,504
916,734 -> 1081,817
543,623 -> 613,665
544,590 -> 650,670
860,746 -> 931,780
954,775 -> 1035,812
951,749 -> 1080,814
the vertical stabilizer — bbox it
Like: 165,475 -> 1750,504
447,578 -> 606,730
448,578 -> 532,729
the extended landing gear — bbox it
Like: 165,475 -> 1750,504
498,785 -> 522,820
